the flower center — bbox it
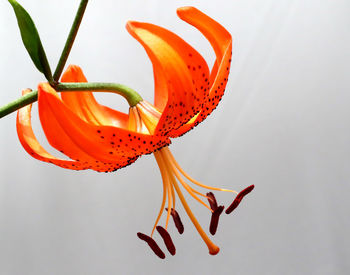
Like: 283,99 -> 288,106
128,100 -> 161,134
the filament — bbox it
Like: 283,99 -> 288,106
164,154 -> 213,212
164,147 -> 238,194
158,149 -> 220,255
152,151 -> 169,237
165,174 -> 173,229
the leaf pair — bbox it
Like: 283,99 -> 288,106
8,0 -> 53,82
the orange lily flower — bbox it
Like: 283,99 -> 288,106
16,7 -> 254,258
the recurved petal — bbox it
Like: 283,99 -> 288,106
171,7 -> 233,137
16,89 -> 88,171
126,21 -> 210,137
195,41 -> 232,125
39,84 -> 131,172
60,65 -> 129,129
177,7 -> 232,71
39,83 -> 170,164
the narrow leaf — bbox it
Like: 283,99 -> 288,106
8,0 -> 53,81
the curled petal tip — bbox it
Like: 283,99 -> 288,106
176,6 -> 198,18
177,6 -> 195,13
65,64 -> 75,70
62,64 -> 81,79
125,21 -> 138,32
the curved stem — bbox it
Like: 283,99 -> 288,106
0,82 -> 143,118
54,82 -> 143,106
53,0 -> 89,81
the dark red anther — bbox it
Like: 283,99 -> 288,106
207,192 -> 218,211
165,208 -> 184,234
137,232 -> 165,259
225,185 -> 255,214
209,205 -> 224,235
156,226 -> 176,255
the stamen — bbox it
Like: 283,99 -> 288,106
134,108 -> 143,133
139,101 -> 162,118
156,226 -> 176,255
156,149 -> 220,255
191,187 -> 210,198
207,192 -> 218,211
136,101 -> 160,134
169,179 -> 176,209
226,185 -> 255,214
128,106 -> 148,133
127,107 -> 137,131
165,152 -> 213,212
165,178 -> 173,229
165,208 -> 184,234
209,206 -> 224,235
151,157 -> 169,236
137,232 -> 165,259
164,147 -> 237,194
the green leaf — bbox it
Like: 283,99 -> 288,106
8,0 -> 53,82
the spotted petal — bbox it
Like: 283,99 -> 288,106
38,83 -> 170,165
171,7 -> 233,137
17,89 -> 89,171
126,21 -> 210,137
60,65 -> 129,128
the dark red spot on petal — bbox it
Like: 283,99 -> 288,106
226,185 -> 255,214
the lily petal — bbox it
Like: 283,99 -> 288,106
16,89 -> 88,171
171,7 -> 233,137
61,65 -> 129,128
39,83 -> 170,163
39,84 -> 135,172
126,21 -> 210,137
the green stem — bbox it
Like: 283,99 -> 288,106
0,82 -> 143,119
53,0 -> 89,81
54,82 -> 143,106
0,0 -> 90,119
0,90 -> 37,119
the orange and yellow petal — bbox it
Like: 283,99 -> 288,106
16,89 -> 89,171
171,7 -> 233,137
38,83 -> 170,163
126,21 -> 210,137
61,65 -> 129,128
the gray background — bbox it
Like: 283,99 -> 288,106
0,0 -> 349,274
